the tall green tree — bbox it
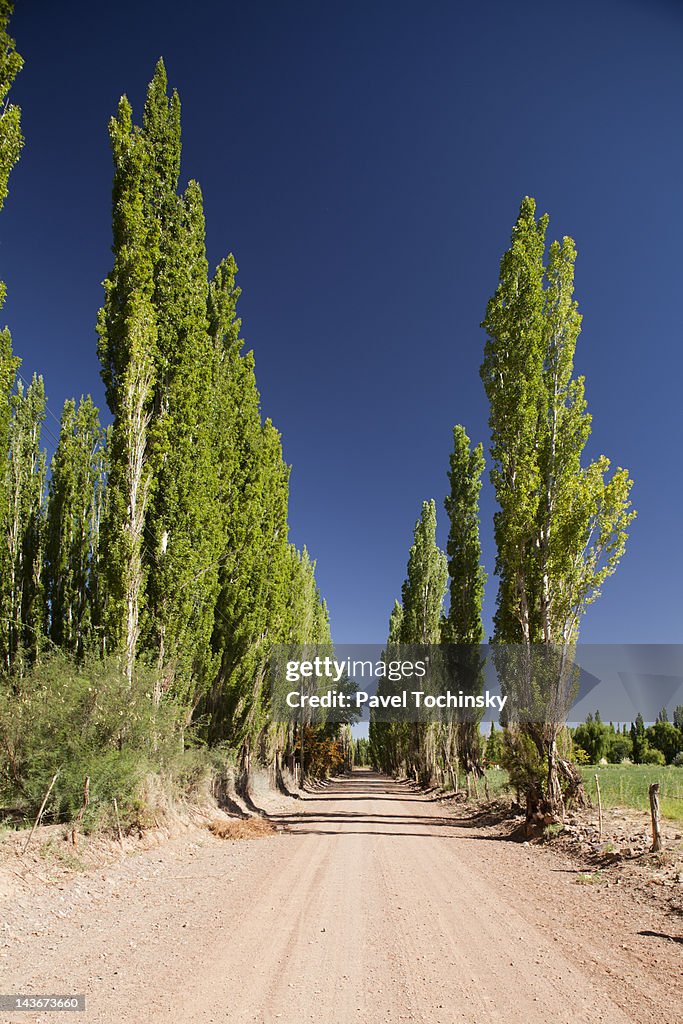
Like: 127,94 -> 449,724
442,425 -> 485,646
369,599 -> 406,775
480,197 -> 636,819
0,2 -> 23,666
97,90 -> 158,683
44,397 -> 106,655
207,409 -> 291,750
135,67 -> 222,710
0,1 -> 22,218
1,376 -> 46,673
144,177 -> 221,708
441,425 -> 486,774
401,500 -> 448,783
98,61 -> 223,707
400,500 -> 448,645
630,713 -> 646,763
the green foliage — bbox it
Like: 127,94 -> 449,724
646,721 -> 683,764
96,61 -> 326,746
371,501 -> 447,781
630,713 -> 646,763
543,822 -> 563,838
353,736 -> 371,767
44,397 -> 106,656
442,426 -> 485,645
0,654 -> 189,830
573,715 -> 611,764
480,196 -> 636,818
0,52 -> 333,828
440,426 -> 486,775
481,198 -> 635,649
0,2 -> 23,221
1,375 -> 46,673
0,3 -> 23,594
484,722 -> 503,766
641,746 -> 666,766
97,86 -> 158,680
581,764 -> 683,819
500,727 -> 546,800
400,500 -> 448,644
575,871 -> 604,885
607,734 -> 632,764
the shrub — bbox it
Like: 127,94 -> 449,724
671,751 -> 683,767
0,653 -> 205,831
607,736 -> 632,764
645,722 -> 683,764
297,726 -> 346,779
573,719 -> 610,763
641,747 -> 666,766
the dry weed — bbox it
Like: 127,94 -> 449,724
207,817 -> 276,840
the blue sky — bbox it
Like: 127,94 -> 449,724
3,0 -> 682,644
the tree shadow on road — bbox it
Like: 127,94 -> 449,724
638,930 -> 683,945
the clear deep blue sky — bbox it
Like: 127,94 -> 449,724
3,0 -> 682,644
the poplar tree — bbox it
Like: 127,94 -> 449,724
442,426 -> 485,646
136,68 -> 222,710
441,425 -> 486,774
97,92 -> 158,682
144,177 -> 220,709
0,2 -> 23,659
98,62 -> 222,705
401,501 -> 447,782
388,599 -> 403,645
369,599 -> 405,775
207,409 -> 291,751
1,376 -> 46,673
0,2 -> 22,216
281,544 -> 331,783
44,397 -> 106,655
480,197 -> 635,818
371,505 -> 448,780
400,500 -> 448,645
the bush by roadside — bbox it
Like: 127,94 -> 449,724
0,653 -> 233,834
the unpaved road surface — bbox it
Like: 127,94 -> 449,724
2,771 -> 681,1024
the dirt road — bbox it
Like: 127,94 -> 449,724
2,771 -> 681,1024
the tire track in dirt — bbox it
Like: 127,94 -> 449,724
3,771 -> 681,1024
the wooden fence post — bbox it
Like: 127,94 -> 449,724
594,774 -> 602,840
649,782 -> 663,853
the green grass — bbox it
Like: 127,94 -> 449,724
481,767 -> 513,800
575,870 -> 605,885
479,764 -> 683,821
580,764 -> 683,821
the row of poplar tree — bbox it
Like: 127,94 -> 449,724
370,196 -> 636,824
0,10 -> 330,781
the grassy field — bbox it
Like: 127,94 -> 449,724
579,764 -> 683,821
481,764 -> 683,821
